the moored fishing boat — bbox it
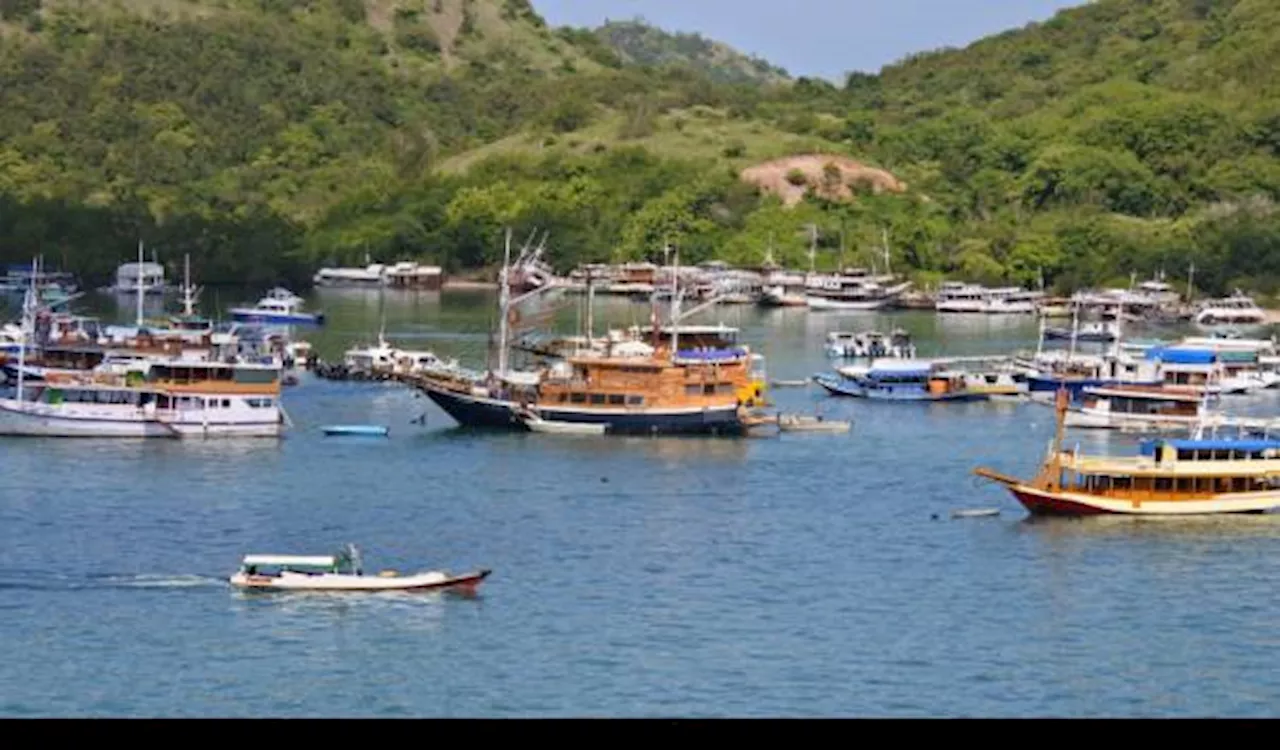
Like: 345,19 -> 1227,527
975,390 -> 1280,516
229,545 -> 490,593
813,359 -> 989,402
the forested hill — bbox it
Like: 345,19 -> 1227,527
0,0 -> 1277,298
592,19 -> 789,85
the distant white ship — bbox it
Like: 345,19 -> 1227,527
313,262 -> 442,290
109,261 -> 166,295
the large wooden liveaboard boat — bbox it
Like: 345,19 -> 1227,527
975,390 -> 1280,516
408,235 -> 766,436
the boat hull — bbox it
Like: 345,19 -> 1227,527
1025,376 -> 1164,398
806,296 -> 888,311
1063,408 -> 1199,432
230,569 -> 491,593
1004,484 -> 1280,517
417,380 -> 746,435
229,310 -> 325,325
0,401 -> 281,438
0,401 -> 174,437
813,374 -> 989,402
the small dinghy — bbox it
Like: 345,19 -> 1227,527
951,508 -> 1001,519
229,545 -> 490,594
777,414 -> 851,433
322,425 -> 389,437
517,408 -> 607,435
770,379 -> 811,388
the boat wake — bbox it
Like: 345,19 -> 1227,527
0,571 -> 226,592
96,574 -> 226,589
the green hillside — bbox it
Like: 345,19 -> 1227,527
0,0 -> 1277,297
590,18 -> 789,85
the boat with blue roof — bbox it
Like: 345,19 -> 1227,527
976,390 -> 1280,516
813,359 -> 989,402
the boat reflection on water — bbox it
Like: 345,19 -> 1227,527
428,427 -> 754,465
230,587 -> 462,635
1015,512 -> 1280,541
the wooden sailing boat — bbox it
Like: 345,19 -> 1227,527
409,233 -> 759,436
974,388 -> 1280,516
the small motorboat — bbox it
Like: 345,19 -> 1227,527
229,545 -> 491,594
517,407 -> 608,435
952,508 -> 1001,519
322,425 -> 390,437
770,379 -> 811,388
229,288 -> 325,326
777,413 -> 851,433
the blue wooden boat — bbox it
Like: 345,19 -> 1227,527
322,425 -> 389,437
813,360 -> 990,402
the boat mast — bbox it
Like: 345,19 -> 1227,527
136,239 -> 146,328
15,257 -> 35,405
882,227 -> 891,276
497,229 -> 512,377
670,247 -> 680,359
585,266 -> 595,344
1046,386 -> 1070,490
1068,301 -> 1080,361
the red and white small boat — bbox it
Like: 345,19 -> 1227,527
229,545 -> 491,593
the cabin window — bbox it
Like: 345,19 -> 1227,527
1134,477 -> 1152,493
685,385 -> 702,397
1154,478 -> 1173,492
1178,450 -> 1194,461
703,384 -> 716,396
1195,478 -> 1213,493
222,399 -> 231,409
1213,450 -> 1231,461
607,394 -> 625,406
557,393 -> 567,403
589,394 -> 606,405
570,393 -> 586,404
1176,478 -> 1193,493
626,396 -> 644,406
1232,477 -> 1248,492
717,384 -> 737,395
1113,477 -> 1132,490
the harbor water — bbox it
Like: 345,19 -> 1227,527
2,288 -> 1279,717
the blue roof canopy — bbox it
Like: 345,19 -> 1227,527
1145,347 -> 1218,364
1139,439 -> 1280,455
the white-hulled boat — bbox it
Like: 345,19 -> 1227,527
229,546 -> 491,593
229,288 -> 325,326
0,359 -> 285,438
1195,291 -> 1267,329
935,282 -> 988,313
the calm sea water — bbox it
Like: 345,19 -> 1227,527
2,287 -> 1280,717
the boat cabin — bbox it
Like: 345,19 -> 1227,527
1048,437 -> 1280,501
145,362 -> 281,391
1079,387 -> 1202,417
236,554 -> 354,578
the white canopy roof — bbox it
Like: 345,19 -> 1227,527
242,555 -> 336,567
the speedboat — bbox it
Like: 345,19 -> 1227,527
229,288 -> 325,325
229,545 -> 490,593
